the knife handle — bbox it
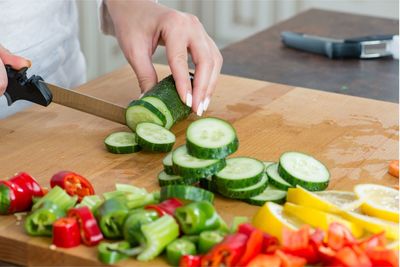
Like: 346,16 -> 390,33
4,65 -> 52,107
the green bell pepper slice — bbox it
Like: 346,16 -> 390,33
198,230 -> 225,254
123,209 -> 159,245
0,184 -> 12,214
175,201 -> 221,235
166,238 -> 197,266
98,241 -> 131,264
24,201 -> 65,236
96,197 -> 129,239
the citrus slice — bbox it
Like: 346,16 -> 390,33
342,211 -> 399,240
354,184 -> 399,222
252,202 -> 303,242
287,186 -> 361,214
283,202 -> 364,238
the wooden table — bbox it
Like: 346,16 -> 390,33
0,64 -> 398,266
221,9 -> 399,103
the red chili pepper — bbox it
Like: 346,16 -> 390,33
327,222 -> 356,251
145,198 -> 183,216
275,249 -> 307,267
52,217 -> 81,248
179,255 -> 202,267
202,233 -> 248,267
67,206 -> 103,246
237,227 -> 263,266
51,171 -> 94,202
10,172 -> 44,197
237,223 -> 279,253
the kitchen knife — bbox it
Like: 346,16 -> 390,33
281,31 -> 399,59
4,65 -> 126,124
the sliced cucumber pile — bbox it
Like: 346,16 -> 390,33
216,174 -> 268,199
162,152 -> 174,175
244,185 -> 287,206
157,171 -> 199,187
266,163 -> 293,191
160,185 -> 214,203
104,132 -> 141,154
136,122 -> 176,152
186,118 -> 238,159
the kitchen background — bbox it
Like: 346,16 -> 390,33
76,0 -> 399,81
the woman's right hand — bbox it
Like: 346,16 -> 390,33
0,45 -> 31,95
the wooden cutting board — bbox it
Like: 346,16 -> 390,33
0,64 -> 397,266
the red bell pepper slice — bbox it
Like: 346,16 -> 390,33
365,247 -> 399,267
327,222 -> 356,251
145,198 -> 183,216
247,254 -> 281,267
68,206 -> 103,246
237,223 -> 279,253
358,232 -> 386,250
179,255 -> 202,267
52,217 -> 81,248
282,225 -> 319,264
202,233 -> 248,267
51,171 -> 94,202
275,249 -> 307,267
331,245 -> 372,267
10,172 -> 44,197
310,228 -> 325,247
237,227 -> 263,266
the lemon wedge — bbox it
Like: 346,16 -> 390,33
252,202 -> 303,242
354,184 -> 399,222
283,202 -> 364,238
287,186 -> 362,214
342,211 -> 399,240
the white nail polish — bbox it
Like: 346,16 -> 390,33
203,97 -> 210,111
186,93 -> 192,108
139,93 -> 144,99
196,102 -> 204,116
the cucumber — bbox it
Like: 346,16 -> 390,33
244,185 -> 287,206
160,185 -> 214,203
263,161 -> 275,171
157,171 -> 199,186
217,174 -> 268,199
143,75 -> 191,123
163,152 -> 174,175
125,100 -> 166,131
141,96 -> 174,129
214,157 -> 264,189
266,163 -> 293,191
199,177 -> 218,193
172,146 -> 226,179
186,118 -> 239,159
278,152 -> 330,191
135,122 -> 176,152
104,132 -> 141,154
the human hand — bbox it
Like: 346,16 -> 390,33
106,0 -> 223,116
0,44 -> 31,95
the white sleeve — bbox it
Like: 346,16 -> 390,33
97,0 -> 115,36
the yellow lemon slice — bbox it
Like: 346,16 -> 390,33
342,211 -> 399,240
252,202 -> 303,242
354,184 -> 399,222
283,202 -> 364,238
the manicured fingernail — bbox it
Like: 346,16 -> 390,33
186,93 -> 192,108
196,101 -> 204,116
203,97 -> 210,111
139,93 -> 144,98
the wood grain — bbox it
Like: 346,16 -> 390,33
0,64 -> 397,266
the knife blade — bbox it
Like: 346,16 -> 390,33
4,65 -> 126,124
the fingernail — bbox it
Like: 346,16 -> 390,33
139,93 -> 144,98
196,101 -> 204,116
203,97 -> 210,111
186,93 -> 192,108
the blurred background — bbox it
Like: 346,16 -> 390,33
76,0 -> 399,81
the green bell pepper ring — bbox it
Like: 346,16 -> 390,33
198,230 -> 225,254
123,209 -> 159,245
96,198 -> 129,239
175,201 -> 221,235
98,241 -> 131,264
24,201 -> 65,236
166,238 -> 197,266
0,183 -> 12,214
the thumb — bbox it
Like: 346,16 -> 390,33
0,45 -> 31,70
0,57 -> 7,95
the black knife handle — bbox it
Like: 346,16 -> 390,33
4,65 -> 52,106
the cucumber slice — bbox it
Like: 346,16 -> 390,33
199,177 -> 218,193
141,96 -> 174,129
163,152 -> 174,175
104,132 -> 141,154
186,118 -> 239,159
160,185 -> 214,203
217,174 -> 268,199
172,146 -> 226,179
266,163 -> 293,191
143,75 -> 191,123
278,152 -> 330,191
263,161 -> 275,171
214,157 -> 264,189
125,100 -> 166,131
157,171 -> 199,186
244,185 -> 287,206
136,122 -> 176,152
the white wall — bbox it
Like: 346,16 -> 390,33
77,0 -> 399,81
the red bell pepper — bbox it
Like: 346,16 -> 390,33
180,255 -> 202,267
50,171 -> 94,202
67,206 -> 103,246
358,232 -> 386,250
238,223 -> 279,253
202,233 -> 248,267
145,198 -> 183,216
327,222 -> 356,251
331,245 -> 372,267
365,247 -> 399,267
310,228 -> 325,247
52,217 -> 81,248
275,249 -> 307,267
237,225 -> 263,266
247,254 -> 281,267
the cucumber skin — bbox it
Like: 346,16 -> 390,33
163,165 -> 175,175
199,178 -> 218,193
186,137 -> 239,160
104,142 -> 141,154
141,96 -> 174,129
143,75 -> 191,123
217,182 -> 268,199
277,163 -> 329,191
160,185 -> 214,203
268,178 -> 292,191
135,134 -> 175,153
125,100 -> 166,131
172,159 -> 227,179
158,174 -> 199,187
244,196 -> 286,206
